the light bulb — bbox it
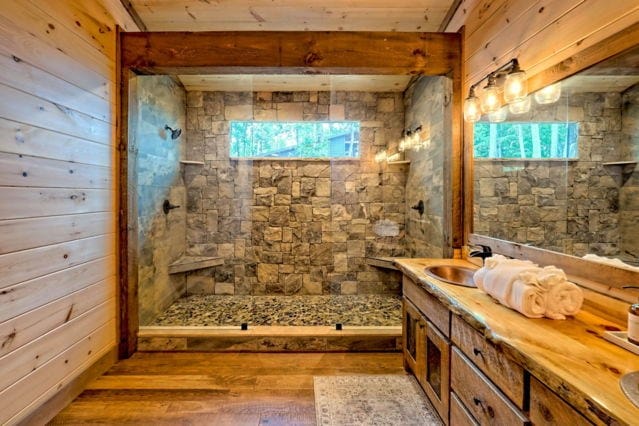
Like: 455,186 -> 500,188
504,70 -> 527,103
463,90 -> 482,123
534,82 -> 562,104
480,75 -> 501,114
488,107 -> 508,123
508,96 -> 531,114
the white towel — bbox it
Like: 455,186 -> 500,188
484,254 -> 509,269
507,279 -> 546,318
545,280 -> 584,320
480,261 -> 540,305
583,254 -> 639,272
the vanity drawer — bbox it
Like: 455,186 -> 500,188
451,315 -> 525,408
530,376 -> 592,425
403,276 -> 450,337
451,347 -> 529,426
450,391 -> 479,426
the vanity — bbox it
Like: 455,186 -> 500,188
396,258 -> 639,426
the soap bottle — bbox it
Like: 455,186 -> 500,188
630,303 -> 639,345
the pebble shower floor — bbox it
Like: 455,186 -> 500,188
150,294 -> 402,327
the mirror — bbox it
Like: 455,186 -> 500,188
473,44 -> 639,267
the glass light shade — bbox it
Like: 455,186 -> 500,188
480,84 -> 501,114
488,107 -> 508,122
534,82 -> 562,104
508,96 -> 531,114
463,95 -> 482,122
503,70 -> 527,103
398,138 -> 407,152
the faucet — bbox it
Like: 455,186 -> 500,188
469,245 -> 492,265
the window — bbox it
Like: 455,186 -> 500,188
230,121 -> 360,159
473,122 -> 579,159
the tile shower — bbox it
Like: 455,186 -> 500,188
132,75 -> 452,329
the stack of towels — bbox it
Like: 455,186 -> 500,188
473,255 -> 583,319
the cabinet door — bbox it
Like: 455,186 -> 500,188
530,376 -> 592,425
403,298 -> 425,378
422,321 -> 451,424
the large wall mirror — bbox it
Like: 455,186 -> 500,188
472,43 -> 639,270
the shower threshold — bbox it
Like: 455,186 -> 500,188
139,294 -> 402,352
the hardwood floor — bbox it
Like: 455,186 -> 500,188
50,352 -> 405,425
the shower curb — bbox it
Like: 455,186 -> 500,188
137,326 -> 402,352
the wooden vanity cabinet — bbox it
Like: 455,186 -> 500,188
529,377 -> 593,425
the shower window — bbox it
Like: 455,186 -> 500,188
473,122 -> 579,159
230,121 -> 360,159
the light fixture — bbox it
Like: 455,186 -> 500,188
374,150 -> 387,163
463,87 -> 482,123
508,96 -> 531,115
503,59 -> 527,103
463,58 -> 529,123
480,74 -> 501,114
534,82 -> 562,104
488,107 -> 508,123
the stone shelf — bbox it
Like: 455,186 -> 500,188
168,256 -> 223,274
365,256 -> 401,270
386,160 -> 410,165
602,161 -> 637,166
180,160 -> 205,165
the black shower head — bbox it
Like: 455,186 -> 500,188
164,125 -> 182,140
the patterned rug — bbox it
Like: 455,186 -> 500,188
313,375 -> 443,426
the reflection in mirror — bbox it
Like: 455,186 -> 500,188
473,44 -> 639,267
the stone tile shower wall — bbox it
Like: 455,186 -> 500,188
184,91 -> 406,295
475,90 -> 636,259
620,85 -> 639,263
403,76 -> 452,258
133,76 -> 187,325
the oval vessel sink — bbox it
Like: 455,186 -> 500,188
424,265 -> 477,287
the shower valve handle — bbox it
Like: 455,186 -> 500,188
163,199 -> 181,214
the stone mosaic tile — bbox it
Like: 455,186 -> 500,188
149,295 -> 402,327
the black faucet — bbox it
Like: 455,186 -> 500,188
469,245 -> 492,265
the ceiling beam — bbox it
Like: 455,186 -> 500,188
120,31 -> 460,76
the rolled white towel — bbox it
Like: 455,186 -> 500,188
484,254 -> 509,269
545,281 -> 583,320
481,261 -> 540,306
473,267 -> 487,291
535,266 -> 567,291
507,279 -> 546,318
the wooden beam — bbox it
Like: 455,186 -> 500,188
120,31 -> 460,76
118,0 -> 147,31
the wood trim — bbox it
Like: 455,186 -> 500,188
469,234 -> 639,304
120,31 -> 461,75
118,0 -> 147,32
16,345 -> 117,425
439,0 -> 465,32
116,26 -> 137,359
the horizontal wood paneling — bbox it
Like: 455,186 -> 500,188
0,187 -> 113,220
0,49 -> 112,122
0,83 -> 112,145
0,212 -> 114,255
0,6 -> 111,101
0,0 -> 129,421
0,234 -> 115,290
0,279 -> 115,358
1,319 -> 116,425
0,256 -> 116,324
0,153 -> 112,189
0,299 -> 115,393
0,118 -> 114,165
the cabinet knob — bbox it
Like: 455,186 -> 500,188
473,347 -> 483,358
473,397 -> 495,418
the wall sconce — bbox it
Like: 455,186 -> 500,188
374,150 -> 388,163
463,58 -> 527,123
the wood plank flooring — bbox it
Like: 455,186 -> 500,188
49,352 -> 405,425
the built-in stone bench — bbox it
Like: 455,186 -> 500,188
365,256 -> 401,271
168,256 -> 224,274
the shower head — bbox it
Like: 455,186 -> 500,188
164,125 -> 182,140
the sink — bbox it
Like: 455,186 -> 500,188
621,371 -> 639,408
424,265 -> 477,287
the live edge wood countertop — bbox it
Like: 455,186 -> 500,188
394,258 -> 639,426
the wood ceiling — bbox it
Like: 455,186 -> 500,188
126,1 -> 458,92
127,0 -> 458,32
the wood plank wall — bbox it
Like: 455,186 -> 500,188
0,1 -> 137,423
447,0 -> 639,96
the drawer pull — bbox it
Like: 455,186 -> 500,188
473,397 -> 495,418
473,348 -> 482,356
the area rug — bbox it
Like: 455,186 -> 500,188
313,375 -> 443,426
